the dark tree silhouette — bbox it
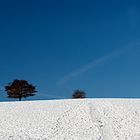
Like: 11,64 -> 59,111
5,79 -> 37,101
72,89 -> 86,99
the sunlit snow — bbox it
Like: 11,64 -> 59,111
0,99 -> 140,140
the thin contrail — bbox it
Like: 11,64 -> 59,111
0,85 -> 65,99
56,42 -> 140,87
0,86 -> 4,92
39,93 -> 66,99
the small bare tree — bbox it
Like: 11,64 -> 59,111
5,79 -> 37,101
72,89 -> 86,99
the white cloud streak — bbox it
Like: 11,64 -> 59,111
57,42 -> 140,87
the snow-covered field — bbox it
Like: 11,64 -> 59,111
0,99 -> 140,140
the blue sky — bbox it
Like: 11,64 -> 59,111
0,0 -> 140,101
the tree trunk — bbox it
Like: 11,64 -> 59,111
19,97 -> 21,101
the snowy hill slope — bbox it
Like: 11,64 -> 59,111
0,99 -> 140,140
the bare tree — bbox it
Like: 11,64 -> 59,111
5,79 -> 37,101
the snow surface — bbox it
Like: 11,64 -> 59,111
0,99 -> 140,140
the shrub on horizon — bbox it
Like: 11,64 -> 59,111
72,89 -> 86,99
